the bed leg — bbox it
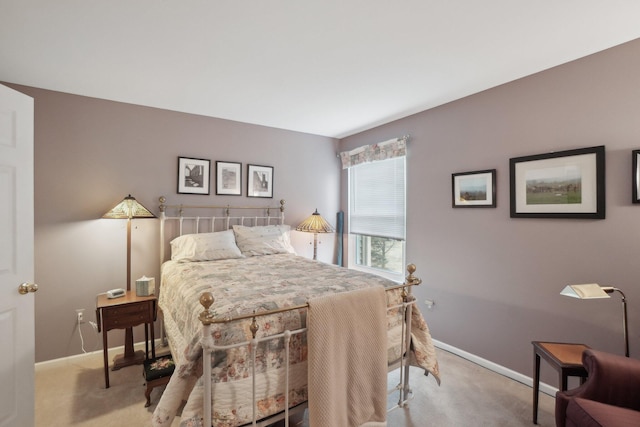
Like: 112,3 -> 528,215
199,292 -> 217,427
284,330 -> 292,427
399,268 -> 417,407
202,323 -> 213,427
251,336 -> 258,426
401,299 -> 413,406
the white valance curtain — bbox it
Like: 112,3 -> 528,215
339,136 -> 407,169
341,136 -> 407,241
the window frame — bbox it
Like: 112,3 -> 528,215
347,234 -> 406,283
346,156 -> 406,283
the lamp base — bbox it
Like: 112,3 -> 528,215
112,350 -> 146,370
111,327 -> 145,370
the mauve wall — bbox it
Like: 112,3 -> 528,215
340,38 -> 640,384
7,37 -> 640,383
5,84 -> 339,363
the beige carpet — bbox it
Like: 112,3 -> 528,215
35,347 -> 555,426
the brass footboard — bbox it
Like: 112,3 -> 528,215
197,264 -> 422,427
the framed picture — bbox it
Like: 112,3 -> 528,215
247,164 -> 273,198
216,161 -> 242,195
452,169 -> 496,208
177,157 -> 210,195
633,149 -> 640,204
509,145 -> 605,219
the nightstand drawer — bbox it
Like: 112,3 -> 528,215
103,312 -> 149,329
102,303 -> 152,329
103,302 -> 148,317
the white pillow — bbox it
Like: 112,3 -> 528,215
170,230 -> 244,262
232,224 -> 296,257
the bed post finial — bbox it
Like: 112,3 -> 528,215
199,292 -> 216,324
405,264 -> 421,286
401,264 -> 420,302
249,311 -> 259,339
279,199 -> 285,212
159,196 -> 166,213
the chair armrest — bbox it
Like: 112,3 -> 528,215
556,349 -> 640,427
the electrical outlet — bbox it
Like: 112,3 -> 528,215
76,308 -> 85,324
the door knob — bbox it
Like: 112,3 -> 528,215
18,282 -> 38,295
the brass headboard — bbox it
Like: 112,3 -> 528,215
158,196 -> 286,263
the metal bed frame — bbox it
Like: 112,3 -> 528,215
157,196 -> 420,427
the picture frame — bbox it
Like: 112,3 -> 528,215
215,161 -> 242,196
247,164 -> 273,198
633,149 -> 640,204
509,145 -> 605,219
177,157 -> 210,195
452,169 -> 496,208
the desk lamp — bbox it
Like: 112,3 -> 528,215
560,283 -> 629,357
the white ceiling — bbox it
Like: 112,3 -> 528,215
2,1 -> 640,138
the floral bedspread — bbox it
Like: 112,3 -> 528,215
152,254 -> 439,427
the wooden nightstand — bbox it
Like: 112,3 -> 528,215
96,291 -> 157,388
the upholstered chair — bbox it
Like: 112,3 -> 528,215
555,349 -> 640,427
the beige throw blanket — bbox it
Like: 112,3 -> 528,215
307,286 -> 388,427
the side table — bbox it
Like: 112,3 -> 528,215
532,341 -> 589,424
96,292 -> 157,388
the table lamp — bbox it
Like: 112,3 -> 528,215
560,283 -> 629,357
295,209 -> 334,260
103,194 -> 156,368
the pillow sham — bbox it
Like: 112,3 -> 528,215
232,224 -> 296,257
170,230 -> 244,262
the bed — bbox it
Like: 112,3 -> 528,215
151,197 -> 440,427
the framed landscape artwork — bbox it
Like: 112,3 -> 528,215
509,145 -> 605,219
177,157 -> 210,195
452,169 -> 496,208
247,164 -> 273,198
633,149 -> 640,204
216,161 -> 242,195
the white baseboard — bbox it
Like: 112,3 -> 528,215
433,339 -> 557,397
35,338 -> 168,370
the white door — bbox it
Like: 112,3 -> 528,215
0,83 -> 35,427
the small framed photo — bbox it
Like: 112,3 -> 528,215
509,145 -> 605,219
452,169 -> 496,208
247,164 -> 273,198
177,157 -> 210,195
216,161 -> 242,196
633,150 -> 640,204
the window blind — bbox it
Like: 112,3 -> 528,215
349,156 -> 405,240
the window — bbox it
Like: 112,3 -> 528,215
348,155 -> 406,281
